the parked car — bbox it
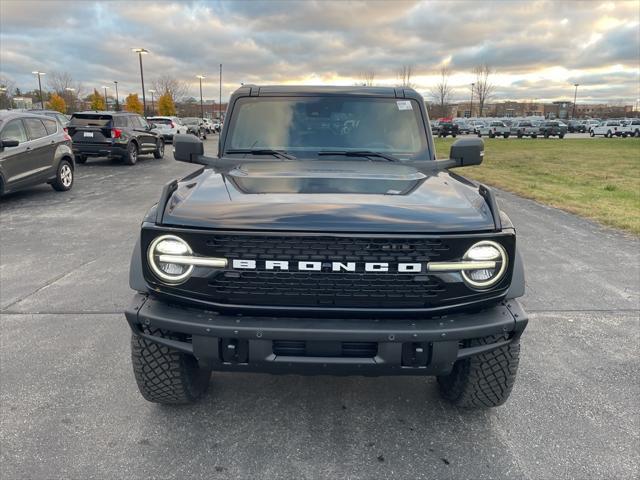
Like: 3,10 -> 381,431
567,120 -> 586,133
469,120 -> 485,134
28,109 -> 71,129
590,120 -> 623,138
453,119 -> 471,134
181,117 -> 207,139
148,116 -> 185,143
620,119 -> 640,137
0,111 -> 74,195
538,121 -> 567,138
478,121 -> 510,138
125,85 -> 528,408
68,111 -> 164,165
511,120 -> 538,138
201,118 -> 215,134
584,119 -> 600,133
437,122 -> 459,137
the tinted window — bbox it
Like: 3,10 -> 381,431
43,119 -> 58,135
113,116 -> 127,128
226,97 -> 428,159
70,114 -> 112,127
1,119 -> 28,144
24,118 -> 48,140
127,115 -> 142,128
55,114 -> 68,124
148,118 -> 172,125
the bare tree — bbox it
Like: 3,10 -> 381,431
0,75 -> 16,109
428,66 -> 453,118
473,63 -> 495,116
46,71 -> 84,112
153,75 -> 190,103
397,65 -> 414,88
359,70 -> 376,86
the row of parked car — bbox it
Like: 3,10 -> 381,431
431,117 -> 640,139
0,109 -> 222,196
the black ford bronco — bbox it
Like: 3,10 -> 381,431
125,86 -> 527,408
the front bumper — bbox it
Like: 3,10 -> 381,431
125,294 -> 528,376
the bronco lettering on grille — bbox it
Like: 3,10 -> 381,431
231,259 -> 424,273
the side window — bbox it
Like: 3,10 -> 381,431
56,114 -> 68,125
1,119 -> 29,144
113,116 -> 126,128
129,115 -> 141,128
23,118 -> 48,140
136,116 -> 149,129
43,119 -> 58,135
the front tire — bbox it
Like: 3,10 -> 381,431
590,131 -> 595,137
131,328 -> 211,405
438,334 -> 520,408
153,139 -> 165,159
75,154 -> 87,164
51,159 -> 74,191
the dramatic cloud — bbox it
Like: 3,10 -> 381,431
1,0 -> 638,104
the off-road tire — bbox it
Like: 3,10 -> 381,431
123,142 -> 138,165
437,334 -> 520,408
131,328 -> 211,404
51,159 -> 74,191
153,139 -> 165,159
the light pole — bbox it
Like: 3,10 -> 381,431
131,48 -> 149,116
148,89 -> 156,115
0,86 -> 7,109
196,75 -> 206,119
572,83 -> 579,119
102,85 -> 110,110
113,81 -> 119,111
32,71 -> 46,109
219,64 -> 222,121
469,82 -> 475,118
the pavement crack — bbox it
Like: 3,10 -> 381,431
1,258 -> 98,310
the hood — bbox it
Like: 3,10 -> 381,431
161,161 -> 495,233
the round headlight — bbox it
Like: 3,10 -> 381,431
147,235 -> 194,284
461,240 -> 508,289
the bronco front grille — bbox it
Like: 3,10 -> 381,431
142,230 -> 515,311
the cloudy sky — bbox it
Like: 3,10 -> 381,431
1,0 -> 639,104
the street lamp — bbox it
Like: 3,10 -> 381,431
219,64 -> 222,121
469,82 -> 475,118
131,48 -> 149,116
32,71 -> 46,109
65,87 -> 75,113
148,89 -> 156,115
102,85 -> 110,110
196,75 -> 206,119
113,81 -> 119,111
572,83 -> 579,119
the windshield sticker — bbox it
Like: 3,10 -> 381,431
396,100 -> 412,111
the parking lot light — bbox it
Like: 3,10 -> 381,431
32,71 -> 46,109
196,75 -> 206,120
114,81 -> 119,111
131,48 -> 149,116
102,85 -> 110,110
572,83 -> 579,119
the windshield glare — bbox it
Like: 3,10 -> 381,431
225,97 -> 429,160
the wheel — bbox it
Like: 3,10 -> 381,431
559,133 -> 564,139
489,132 -> 495,138
452,133 -> 457,138
590,131 -> 595,137
131,328 -> 211,404
531,134 -> 537,139
75,154 -> 87,164
503,133 -> 509,139
517,132 -> 523,138
153,139 -> 165,159
201,130 -> 207,140
606,130 -> 612,138
544,132 -> 550,138
51,159 -> 74,191
635,129 -> 639,137
621,133 -> 628,138
477,132 -> 482,138
438,334 -> 520,408
123,142 -> 138,165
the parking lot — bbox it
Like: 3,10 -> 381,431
1,136 -> 638,479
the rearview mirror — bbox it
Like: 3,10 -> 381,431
1,139 -> 20,149
173,134 -> 206,164
449,138 -> 484,167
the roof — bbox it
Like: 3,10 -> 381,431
0,110 -> 53,120
232,85 -> 422,99
73,110 -> 130,115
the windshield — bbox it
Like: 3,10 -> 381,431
224,96 -> 429,160
182,118 -> 199,125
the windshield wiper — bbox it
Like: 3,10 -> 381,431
317,150 -> 401,162
225,149 -> 297,160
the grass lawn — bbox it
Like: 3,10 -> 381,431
433,137 -> 640,235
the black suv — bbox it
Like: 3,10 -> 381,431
68,111 -> 164,165
437,122 -> 459,138
538,121 -> 567,138
0,111 -> 75,195
125,86 -> 527,409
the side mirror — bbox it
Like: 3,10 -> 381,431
449,138 -> 484,167
1,139 -> 20,149
173,134 -> 206,164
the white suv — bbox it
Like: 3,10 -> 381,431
148,116 -> 184,143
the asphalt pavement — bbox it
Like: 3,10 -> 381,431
1,138 -> 638,480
